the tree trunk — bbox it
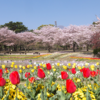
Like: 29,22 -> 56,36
24,48 -> 26,54
28,47 -> 29,52
73,42 -> 76,52
48,47 -> 51,52
4,45 -> 7,51
14,45 -> 17,51
20,46 -> 21,51
87,44 -> 89,51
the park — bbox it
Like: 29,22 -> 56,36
0,1 -> 100,100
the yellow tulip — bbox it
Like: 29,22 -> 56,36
15,65 -> 17,68
31,69 -> 34,73
82,66 -> 84,68
72,65 -> 76,68
19,65 -> 22,68
73,63 -> 76,66
11,65 -> 13,68
12,62 -> 14,65
78,66 -> 81,70
23,66 -> 25,69
47,71 -> 50,74
90,65 -> 95,71
63,65 -> 67,70
34,66 -> 36,69
19,69 -> 22,73
30,64 -> 32,67
68,63 -> 71,67
27,65 -> 30,68
43,64 -> 46,68
57,63 -> 60,66
96,62 -> 99,66
53,68 -> 56,72
40,63 -> 42,66
2,65 -> 5,69
85,63 -> 89,66
52,66 -> 55,68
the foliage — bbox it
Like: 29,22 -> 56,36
0,21 -> 28,33
37,24 -> 54,30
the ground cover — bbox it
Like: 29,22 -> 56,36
0,59 -> 100,100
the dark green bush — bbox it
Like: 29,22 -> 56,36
93,48 -> 100,55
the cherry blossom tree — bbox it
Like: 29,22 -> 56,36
0,27 -> 17,51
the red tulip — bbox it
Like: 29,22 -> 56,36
0,73 -> 2,78
37,68 -> 45,78
0,78 -> 6,86
96,70 -> 100,75
80,68 -> 84,72
71,68 -> 76,74
90,71 -> 96,77
68,69 -> 71,72
9,71 -> 20,85
0,69 -> 3,74
29,77 -> 35,83
46,63 -> 51,70
5,68 -> 7,70
66,79 -> 76,93
83,68 -> 90,78
38,66 -> 40,69
61,71 -> 68,80
25,72 -> 30,78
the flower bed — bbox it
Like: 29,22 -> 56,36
0,61 -> 100,100
70,56 -> 100,60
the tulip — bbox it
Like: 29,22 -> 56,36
14,65 -> 17,68
71,68 -> 76,74
61,71 -> 68,80
23,66 -> 25,69
38,66 -> 40,69
9,71 -> 20,85
34,66 -> 36,69
46,63 -> 52,70
96,70 -> 100,75
83,68 -> 90,78
37,68 -> 45,78
4,70 -> 9,74
57,63 -> 60,66
43,64 -> 46,68
29,77 -> 35,83
25,72 -> 30,78
90,71 -> 96,77
19,69 -> 22,73
0,69 -> 3,74
63,65 -> 67,70
67,63 -> 71,67
11,64 -> 13,68
0,69 -> 3,78
53,68 -> 56,72
0,78 -> 6,86
66,79 -> 76,93
40,63 -> 42,66
47,71 -> 50,74
96,62 -> 99,66
31,69 -> 34,73
19,65 -> 22,68
12,62 -> 14,65
90,65 -> 95,71
2,65 -> 5,69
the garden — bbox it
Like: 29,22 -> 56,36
0,16 -> 100,100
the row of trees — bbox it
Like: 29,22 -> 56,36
0,17 -> 100,53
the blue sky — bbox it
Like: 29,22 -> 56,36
0,0 -> 100,30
